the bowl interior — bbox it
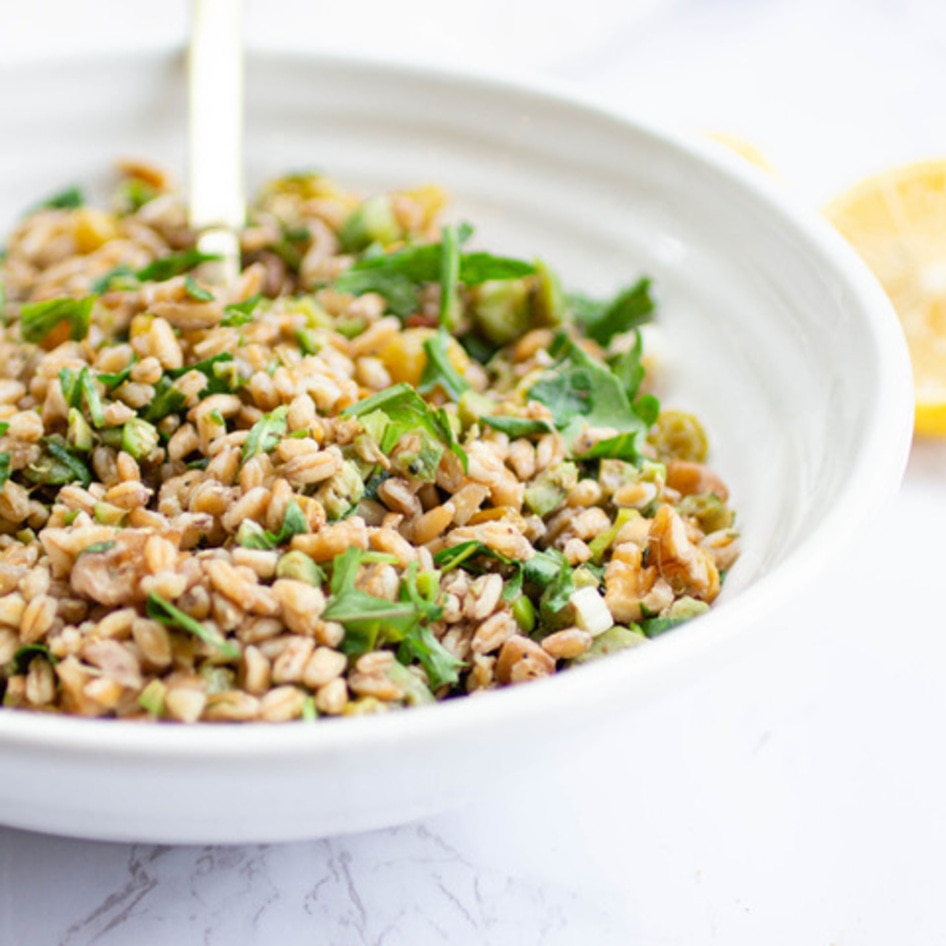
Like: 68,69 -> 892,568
0,51 -> 913,841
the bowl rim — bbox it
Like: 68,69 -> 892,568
0,47 -> 914,762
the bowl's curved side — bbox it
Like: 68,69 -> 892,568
0,50 -> 913,843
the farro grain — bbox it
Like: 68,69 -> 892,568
18,595 -> 57,644
0,627 -> 19,663
470,609 -> 517,654
242,644 -> 272,695
495,635 -> 555,684
349,671 -> 403,702
540,627 -> 593,660
259,685 -> 307,722
164,686 -> 208,723
410,502 -> 455,545
302,646 -> 347,688
314,677 -> 348,715
25,657 -> 56,706
205,690 -> 261,722
271,635 -> 316,684
464,573 -> 504,621
131,617 -> 173,668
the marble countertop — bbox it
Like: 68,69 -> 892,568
3,1 -> 946,943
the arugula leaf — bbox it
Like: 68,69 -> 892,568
639,616 -> 681,638
527,333 -> 650,463
580,432 -> 644,462
458,252 -> 536,284
569,277 -> 654,346
609,330 -> 646,401
324,549 -> 462,688
434,540 -> 498,573
97,360 -> 137,390
332,268 -> 420,319
137,248 -> 221,283
481,416 -> 553,438
533,549 -> 575,621
33,186 -> 84,211
432,541 -> 523,602
398,623 -> 463,690
0,452 -> 10,490
236,500 -> 309,549
168,352 -> 237,396
634,393 -> 660,428
146,592 -> 240,659
342,384 -> 467,474
184,274 -> 215,302
334,228 -> 534,318
418,328 -> 470,402
323,548 -> 420,655
222,294 -> 262,326
90,264 -> 139,294
20,295 -> 94,344
241,405 -> 288,462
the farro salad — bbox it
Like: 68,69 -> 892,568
0,161 -> 739,722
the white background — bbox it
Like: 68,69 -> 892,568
3,1 -> 946,943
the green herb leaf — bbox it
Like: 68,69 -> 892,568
241,405 -> 288,462
418,328 -> 470,402
527,333 -> 650,463
569,277 -> 655,346
532,548 -> 575,620
168,352 -> 238,396
332,268 -> 420,319
342,383 -> 467,474
432,541 -> 521,601
20,295 -> 95,344
398,623 -> 463,690
323,548 -> 419,655
184,274 -> 215,302
90,264 -> 140,294
146,592 -> 240,659
10,643 -> 57,675
222,294 -> 262,326
609,330 -> 646,401
33,186 -> 84,211
481,416 -> 554,438
0,452 -> 11,490
137,248 -> 221,283
458,252 -> 536,284
334,228 -> 534,319
97,360 -> 136,390
236,500 -> 309,549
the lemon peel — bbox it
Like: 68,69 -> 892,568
824,159 -> 946,436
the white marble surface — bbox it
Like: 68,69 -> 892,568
3,0 -> 946,943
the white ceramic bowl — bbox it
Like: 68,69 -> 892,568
0,51 -> 913,843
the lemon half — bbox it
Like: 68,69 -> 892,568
824,160 -> 946,436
